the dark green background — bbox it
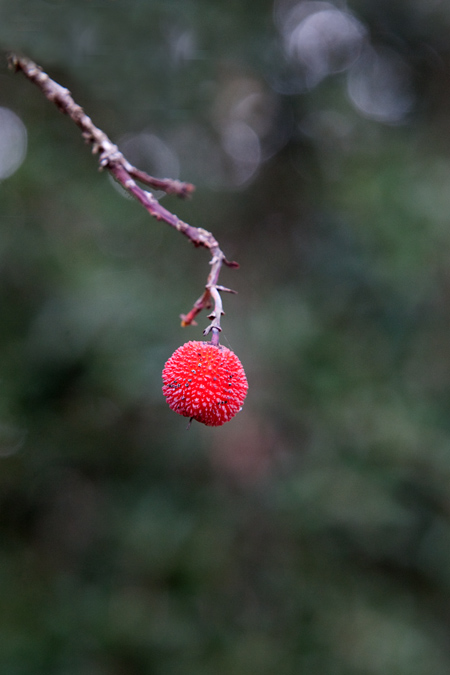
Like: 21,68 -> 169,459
1,1 -> 450,673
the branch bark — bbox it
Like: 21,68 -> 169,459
7,52 -> 238,339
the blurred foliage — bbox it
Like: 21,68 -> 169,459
2,0 -> 450,673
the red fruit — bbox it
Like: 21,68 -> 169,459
162,340 -> 248,426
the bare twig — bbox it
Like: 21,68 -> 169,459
7,52 -> 238,340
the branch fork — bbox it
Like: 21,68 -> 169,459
7,52 -> 238,343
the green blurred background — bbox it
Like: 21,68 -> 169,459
1,0 -> 450,673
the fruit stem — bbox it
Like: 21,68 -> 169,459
203,276 -> 224,344
210,327 -> 220,346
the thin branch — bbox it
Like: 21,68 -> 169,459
127,167 -> 195,198
7,52 -> 238,339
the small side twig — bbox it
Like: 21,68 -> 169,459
7,52 -> 238,341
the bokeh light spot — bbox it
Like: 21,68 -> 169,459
222,121 -> 261,185
347,46 -> 415,123
0,423 -> 26,457
0,107 -> 27,180
276,1 -> 366,88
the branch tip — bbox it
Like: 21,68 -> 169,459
224,259 -> 240,269
216,285 -> 237,294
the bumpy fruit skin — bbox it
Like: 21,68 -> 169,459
162,341 -> 248,426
